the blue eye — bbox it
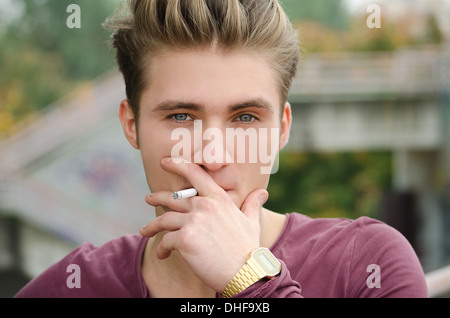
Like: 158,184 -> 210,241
237,114 -> 255,122
172,113 -> 192,122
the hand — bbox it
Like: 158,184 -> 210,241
139,157 -> 269,292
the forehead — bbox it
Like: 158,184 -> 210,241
140,48 -> 282,114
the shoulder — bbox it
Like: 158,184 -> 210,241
284,213 -> 410,247
279,213 -> 427,297
279,213 -> 378,245
347,217 -> 427,297
15,234 -> 149,298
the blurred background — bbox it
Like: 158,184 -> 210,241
0,0 -> 449,297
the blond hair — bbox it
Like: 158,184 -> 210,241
104,0 -> 300,122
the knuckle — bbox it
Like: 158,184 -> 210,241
195,197 -> 217,211
160,232 -> 170,247
157,212 -> 178,230
157,213 -> 170,227
187,211 -> 205,226
178,228 -> 194,247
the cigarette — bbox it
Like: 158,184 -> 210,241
172,188 -> 198,200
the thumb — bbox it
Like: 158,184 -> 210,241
241,189 -> 269,220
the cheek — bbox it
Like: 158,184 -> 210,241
139,147 -> 164,192
138,126 -> 178,190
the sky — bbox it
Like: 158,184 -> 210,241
0,0 -> 23,26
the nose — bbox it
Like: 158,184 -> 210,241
193,121 -> 231,172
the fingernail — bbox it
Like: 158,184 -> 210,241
259,193 -> 268,205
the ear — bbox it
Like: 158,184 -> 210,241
119,99 -> 139,149
279,102 -> 292,150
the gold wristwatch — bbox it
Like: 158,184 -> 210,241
221,247 -> 281,298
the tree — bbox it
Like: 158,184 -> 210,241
0,0 -> 118,137
266,151 -> 392,220
281,0 -> 349,30
4,0 -> 117,80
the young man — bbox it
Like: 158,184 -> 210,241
15,0 -> 427,298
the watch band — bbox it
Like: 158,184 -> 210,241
221,251 -> 270,298
221,260 -> 262,298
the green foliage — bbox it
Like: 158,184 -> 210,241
280,0 -> 349,30
0,0 -> 117,136
282,1 -> 444,53
422,14 -> 443,45
266,151 -> 392,219
7,0 -> 117,79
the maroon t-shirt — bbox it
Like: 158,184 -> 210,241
15,213 -> 428,298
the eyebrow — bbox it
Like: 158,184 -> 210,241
151,98 -> 274,114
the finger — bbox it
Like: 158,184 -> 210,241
140,212 -> 186,237
161,157 -> 225,198
241,189 -> 268,221
156,231 -> 179,259
145,191 -> 192,213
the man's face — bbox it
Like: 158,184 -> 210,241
120,48 -> 291,213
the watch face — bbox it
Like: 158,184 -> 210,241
252,248 -> 281,276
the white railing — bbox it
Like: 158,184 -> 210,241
290,44 -> 450,102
